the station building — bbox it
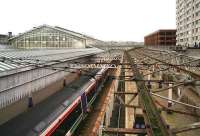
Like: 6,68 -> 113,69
144,29 -> 176,46
9,25 -> 97,49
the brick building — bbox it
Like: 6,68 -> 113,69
144,30 -> 176,46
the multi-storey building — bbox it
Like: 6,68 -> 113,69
144,30 -> 176,46
176,0 -> 200,46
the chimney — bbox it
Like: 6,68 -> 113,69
8,32 -> 12,38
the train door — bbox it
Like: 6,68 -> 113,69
81,92 -> 88,113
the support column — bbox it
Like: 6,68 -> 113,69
110,86 -> 114,119
152,65 -> 155,77
63,79 -> 66,87
177,87 -> 181,97
159,71 -> 163,88
159,71 -> 163,80
176,58 -> 181,73
147,73 -> 151,89
28,93 -> 33,108
105,106 -> 111,127
98,118 -> 103,136
168,84 -> 173,107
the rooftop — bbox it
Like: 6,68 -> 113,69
144,29 -> 176,38
0,48 -> 103,77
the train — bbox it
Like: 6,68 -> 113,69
33,68 -> 109,136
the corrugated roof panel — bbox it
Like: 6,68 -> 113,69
0,48 -> 103,74
0,63 -> 11,70
0,67 -> 5,71
0,62 -> 16,69
6,63 -> 20,68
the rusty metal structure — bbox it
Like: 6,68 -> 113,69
78,47 -> 200,136
1,46 -> 200,136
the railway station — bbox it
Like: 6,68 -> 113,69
1,36 -> 200,136
1,0 -> 200,136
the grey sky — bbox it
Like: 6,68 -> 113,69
0,0 -> 176,41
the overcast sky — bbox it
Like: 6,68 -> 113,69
0,0 -> 176,42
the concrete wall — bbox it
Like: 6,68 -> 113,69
0,72 -> 79,125
0,57 -> 88,109
184,49 -> 200,58
0,56 -> 89,125
0,68 -> 65,109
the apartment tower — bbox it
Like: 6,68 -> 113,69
176,0 -> 200,46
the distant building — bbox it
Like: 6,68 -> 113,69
0,34 -> 9,45
176,0 -> 200,47
144,30 -> 176,46
9,25 -> 97,49
92,41 -> 143,50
